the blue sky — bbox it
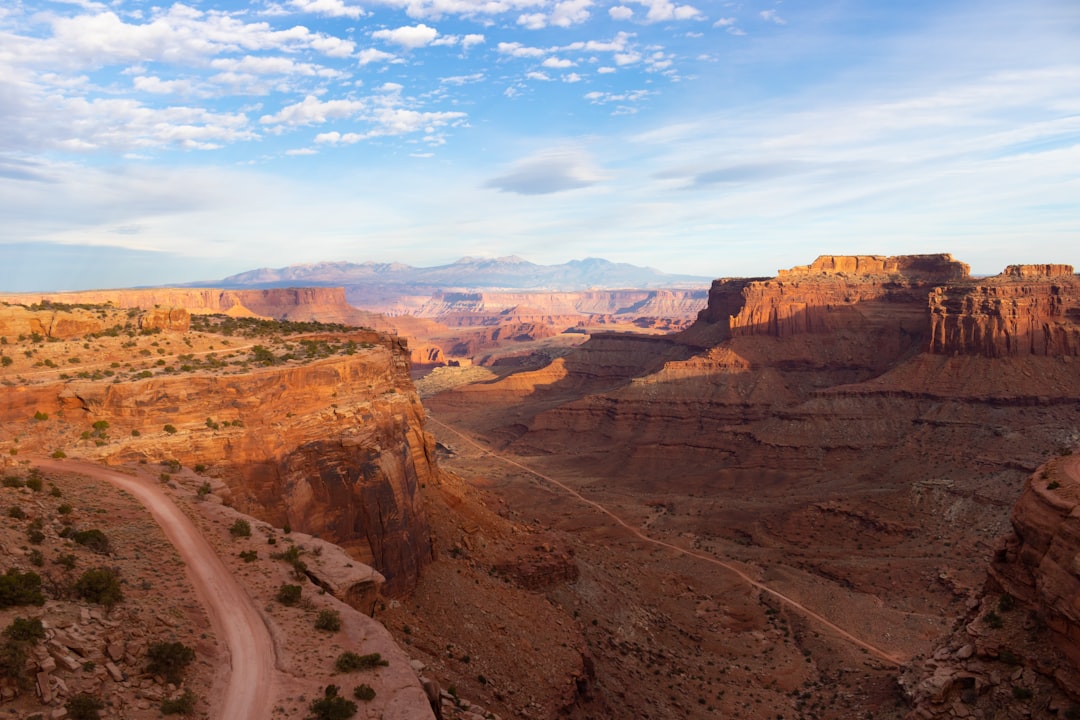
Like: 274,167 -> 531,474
0,0 -> 1078,290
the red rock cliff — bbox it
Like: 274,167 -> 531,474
929,265 -> 1080,357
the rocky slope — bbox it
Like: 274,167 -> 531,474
0,303 -> 438,596
902,453 -> 1080,719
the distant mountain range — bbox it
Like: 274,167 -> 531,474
197,256 -> 713,291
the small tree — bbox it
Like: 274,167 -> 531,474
316,609 -> 342,632
146,641 -> 196,684
306,685 -> 357,720
74,568 -> 123,608
66,693 -> 105,720
276,584 -> 302,606
229,519 -> 252,538
335,651 -> 388,672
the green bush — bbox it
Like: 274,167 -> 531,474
57,503 -> 73,515
66,692 -> 105,720
3,617 -> 45,643
163,424 -> 177,434
146,641 -> 196,684
0,569 -> 45,608
0,639 -> 30,686
229,519 -> 252,538
55,553 -> 77,570
72,529 -> 111,554
276,584 -> 302,606
1,476 -> 23,488
307,685 -> 357,720
315,609 -> 342,632
33,411 -> 48,422
25,476 -> 42,492
353,684 -> 376,701
161,689 -> 197,715
50,449 -> 66,459
335,651 -> 388,672
238,550 -> 258,562
74,568 -> 123,607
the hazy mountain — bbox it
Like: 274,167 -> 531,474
198,256 -> 712,291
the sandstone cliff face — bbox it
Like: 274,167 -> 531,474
902,455 -> 1080,718
0,316 -> 437,596
929,265 -> 1080,357
0,287 -> 374,326
66,343 -> 434,595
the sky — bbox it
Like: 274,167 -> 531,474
0,0 -> 1078,290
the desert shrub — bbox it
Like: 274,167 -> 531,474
229,519 -> 251,538
353,684 -> 375,701
196,482 -> 211,498
161,689 -> 197,715
50,449 -> 66,459
0,569 -> 45,607
57,503 -> 73,515
28,549 -> 44,566
146,641 -> 196,684
163,424 -> 177,434
33,411 -> 48,422
335,651 -> 388,673
7,506 -> 25,519
0,639 -> 30,686
272,545 -> 303,563
0,356 -> 10,367
276,584 -> 302,606
72,529 -> 111,554
194,463 -> 207,473
25,476 -> 42,492
2,476 -> 23,488
74,568 -> 123,607
66,692 -> 105,720
307,685 -> 357,720
3,617 -> 45,643
998,593 -> 1016,612
239,550 -> 258,563
55,553 -> 77,570
315,609 -> 342,632
985,611 -> 1004,629
1012,685 -> 1033,700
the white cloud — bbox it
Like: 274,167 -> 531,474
615,52 -> 642,65
441,72 -> 485,85
597,66 -> 616,74
485,146 -> 608,194
622,0 -> 701,23
372,23 -> 439,49
357,48 -> 398,65
562,73 -> 582,83
463,34 -> 485,48
542,57 -> 575,68
526,71 -> 551,81
259,95 -> 365,126
760,9 -> 786,24
210,56 -> 341,77
609,6 -> 633,20
132,75 -> 194,94
285,147 -> 318,155
550,0 -> 592,27
517,13 -> 547,29
289,0 -> 365,19
497,42 -> 546,58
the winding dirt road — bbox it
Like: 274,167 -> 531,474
35,459 -> 277,719
428,415 -> 907,667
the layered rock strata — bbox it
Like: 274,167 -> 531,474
929,265 -> 1080,357
902,455 -> 1080,718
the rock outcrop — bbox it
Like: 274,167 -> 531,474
902,455 -> 1080,718
929,265 -> 1080,357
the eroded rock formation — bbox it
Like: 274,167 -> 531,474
902,455 -> 1080,718
929,265 -> 1080,357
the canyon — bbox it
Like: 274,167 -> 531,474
4,253 -> 1080,720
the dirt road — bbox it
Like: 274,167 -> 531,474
35,459 -> 277,719
428,414 -> 908,667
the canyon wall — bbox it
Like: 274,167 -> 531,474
929,265 -> 1080,357
0,287 -> 376,326
902,455 -> 1080,718
0,303 -> 437,596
